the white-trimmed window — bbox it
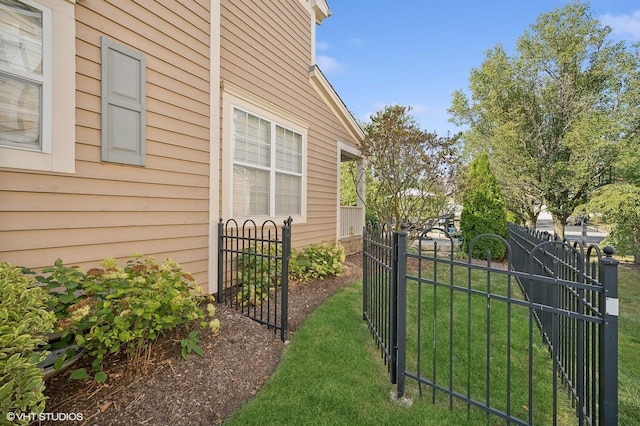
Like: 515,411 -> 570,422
231,107 -> 306,220
0,0 -> 75,173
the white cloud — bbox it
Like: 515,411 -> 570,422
599,10 -> 640,41
348,37 -> 363,47
316,55 -> 346,75
316,41 -> 330,51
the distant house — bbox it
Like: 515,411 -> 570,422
0,0 -> 365,293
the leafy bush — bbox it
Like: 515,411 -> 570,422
460,152 -> 508,260
60,255 -> 208,381
289,243 -> 346,282
27,255 -> 214,382
32,259 -> 86,328
0,263 -> 56,420
235,242 -> 347,306
236,243 -> 282,306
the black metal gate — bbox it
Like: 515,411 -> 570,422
363,223 -> 619,425
218,218 -> 292,341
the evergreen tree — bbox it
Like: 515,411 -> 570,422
460,152 -> 508,259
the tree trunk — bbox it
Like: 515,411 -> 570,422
526,211 -> 539,229
552,214 -> 567,241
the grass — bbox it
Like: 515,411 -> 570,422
401,264 -> 574,425
226,264 -> 640,425
618,265 -> 640,425
226,283 -> 475,425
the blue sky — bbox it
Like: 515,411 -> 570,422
316,1 -> 640,135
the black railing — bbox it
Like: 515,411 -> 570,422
218,218 -> 292,341
363,223 -> 397,381
509,224 -> 619,425
363,224 -> 619,425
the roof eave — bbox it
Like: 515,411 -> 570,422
309,64 -> 365,143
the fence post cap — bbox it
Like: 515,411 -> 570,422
603,246 -> 615,257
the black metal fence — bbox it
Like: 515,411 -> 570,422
362,223 -> 398,380
509,224 -> 619,425
218,218 -> 292,341
363,223 -> 619,425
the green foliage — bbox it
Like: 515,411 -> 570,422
586,183 -> 640,263
340,162 -> 358,206
181,330 -> 204,360
236,242 -> 347,306
26,256 -> 214,382
449,1 -> 640,236
0,263 -> 56,420
61,256 -> 207,380
360,105 -> 460,230
289,243 -> 346,282
237,243 -> 282,306
460,152 -> 508,259
29,259 -> 86,330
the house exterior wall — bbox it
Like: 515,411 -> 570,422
0,0 -> 213,288
1,0 -> 361,293
219,0 -> 361,249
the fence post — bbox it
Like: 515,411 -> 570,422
390,230 -> 399,384
363,225 -> 368,321
217,219 -> 224,304
396,229 -> 407,398
280,217 -> 292,342
598,246 -> 618,425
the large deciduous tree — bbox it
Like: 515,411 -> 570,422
586,184 -> 640,264
358,105 -> 460,230
449,1 -> 640,239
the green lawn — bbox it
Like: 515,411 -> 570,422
226,283 -> 475,425
401,264 -> 573,425
618,266 -> 640,425
226,265 -> 640,425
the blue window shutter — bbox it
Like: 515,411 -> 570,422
101,36 -> 146,166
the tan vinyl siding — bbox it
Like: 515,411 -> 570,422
220,0 -> 360,250
0,1 -> 212,288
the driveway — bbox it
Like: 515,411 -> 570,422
536,211 -> 608,246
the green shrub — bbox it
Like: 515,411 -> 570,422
460,152 -> 508,260
235,242 -> 347,306
236,243 -> 282,306
37,255 -> 211,382
289,243 -> 346,282
0,263 -> 56,420
28,259 -> 87,332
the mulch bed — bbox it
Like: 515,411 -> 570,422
42,253 -> 363,425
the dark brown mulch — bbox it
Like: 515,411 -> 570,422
42,253 -> 363,425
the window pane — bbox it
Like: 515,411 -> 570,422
233,165 -> 270,216
0,0 -> 43,77
233,108 -> 270,167
275,173 -> 301,216
0,74 -> 40,149
276,125 -> 302,173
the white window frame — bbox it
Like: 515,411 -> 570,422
0,0 -> 75,173
222,86 -> 308,224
